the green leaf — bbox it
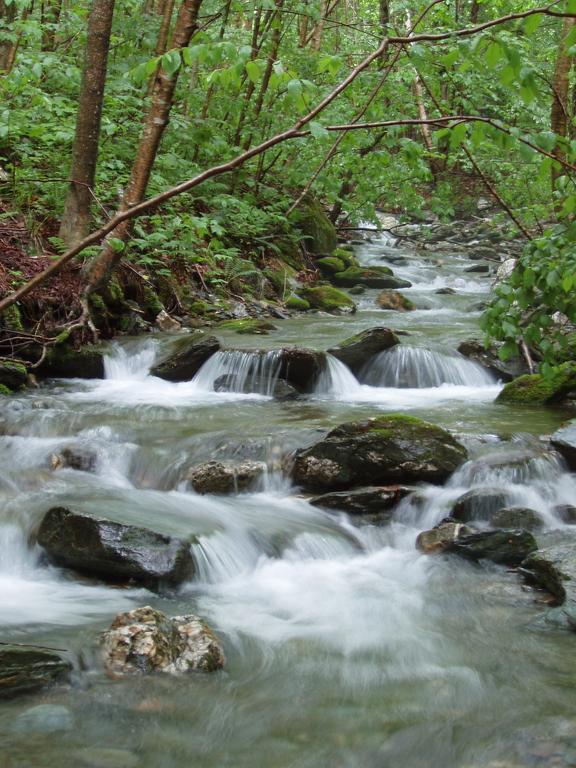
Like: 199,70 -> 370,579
309,121 -> 328,139
245,60 -> 261,84
109,238 -> 125,253
162,49 -> 181,77
523,13 -> 543,35
485,42 -> 503,68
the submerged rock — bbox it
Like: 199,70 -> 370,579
101,606 -> 224,676
0,646 -> 71,699
376,290 -> 415,311
50,446 -> 97,472
333,266 -> 412,289
187,459 -> 266,494
12,704 -> 73,733
151,332 -> 220,382
327,327 -> 400,374
37,507 -> 195,587
292,414 -> 467,491
491,507 -> 543,531
550,419 -> 576,470
451,488 -> 509,523
214,373 -> 299,400
217,318 -> 278,335
496,363 -> 576,405
310,485 -> 412,524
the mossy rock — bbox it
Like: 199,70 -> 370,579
151,333 -> 220,381
285,294 -> 310,311
292,413 -> 467,491
298,285 -> 356,314
317,256 -> 346,275
217,319 -> 278,335
0,384 -> 12,396
496,362 -> 576,405
376,290 -> 415,312
0,304 -> 24,332
36,343 -> 106,379
289,196 -> 337,256
0,361 -> 27,390
331,247 -> 358,268
328,327 -> 400,374
333,266 -> 412,290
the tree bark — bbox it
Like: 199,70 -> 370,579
59,0 -> 116,248
146,0 -> 175,95
0,0 -> 16,72
82,0 -> 203,297
551,16 -> 576,193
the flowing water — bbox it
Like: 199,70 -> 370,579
2,232 -> 576,767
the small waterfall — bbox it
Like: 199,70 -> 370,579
315,354 -> 359,396
360,346 -> 496,388
192,350 -> 283,395
104,340 -> 158,380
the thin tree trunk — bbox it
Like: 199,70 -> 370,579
82,0 -> 203,297
146,0 -> 176,95
41,0 -> 63,51
311,0 -> 327,51
59,0 -> 116,248
470,0 -> 480,23
0,0 -> 16,71
551,16 -> 576,193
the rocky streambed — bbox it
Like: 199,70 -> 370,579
2,223 -> 576,767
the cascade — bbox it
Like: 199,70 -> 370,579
192,349 -> 283,395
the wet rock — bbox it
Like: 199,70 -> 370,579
491,507 -> 544,531
416,519 -> 475,554
12,704 -> 73,733
292,414 -> 467,491
457,339 -> 527,382
554,505 -> 576,524
327,327 -> 400,374
550,419 -> 576,470
0,646 -> 71,699
37,507 -> 195,587
36,343 -> 106,379
150,332 -> 220,382
519,532 -> 576,618
496,362 -> 576,405
376,290 -> 415,312
496,258 -> 517,281
217,318 -> 278,335
451,488 -> 509,523
276,347 -> 328,391
187,459 -> 266,494
50,446 -> 97,472
348,285 -> 366,295
468,245 -> 500,260
316,255 -> 346,275
465,263 -> 491,274
309,485 -> 412,523
435,287 -> 456,295
297,285 -> 356,314
155,310 -> 181,333
333,266 -> 412,289
101,606 -> 224,676
213,373 -> 299,400
450,529 -> 538,566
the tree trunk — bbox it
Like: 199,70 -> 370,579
551,16 -> 576,193
0,0 -> 16,72
146,0 -> 175,95
82,0 -> 203,297
41,0 -> 63,51
59,0 -> 116,248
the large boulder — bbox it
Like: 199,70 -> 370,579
289,195 -> 337,256
0,647 -> 71,699
37,507 -> 195,587
310,485 -> 412,525
333,266 -> 412,290
292,414 -> 467,491
327,327 -> 400,374
491,507 -> 544,531
457,339 -> 527,382
36,343 -> 106,379
187,459 -> 266,494
297,285 -> 356,314
449,529 -> 537,566
0,361 -> 28,390
276,347 -> 328,391
151,333 -> 220,382
101,606 -> 224,676
451,488 -> 509,523
550,419 -> 576,470
496,362 -> 576,405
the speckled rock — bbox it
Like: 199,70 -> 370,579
310,485 -> 412,524
101,606 -> 224,676
187,459 -> 266,494
416,519 -> 475,554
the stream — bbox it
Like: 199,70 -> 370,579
2,231 -> 576,767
